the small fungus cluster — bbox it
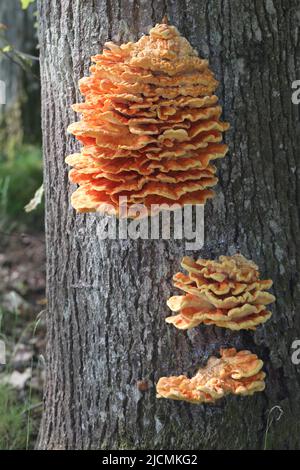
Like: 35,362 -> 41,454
156,348 -> 266,404
166,254 -> 275,330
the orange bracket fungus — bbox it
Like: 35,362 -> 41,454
156,348 -> 265,404
166,254 -> 275,330
66,19 -> 229,216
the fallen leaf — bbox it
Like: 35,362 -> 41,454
24,184 -> 44,213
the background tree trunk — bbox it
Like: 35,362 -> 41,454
0,0 -> 40,152
37,0 -> 300,450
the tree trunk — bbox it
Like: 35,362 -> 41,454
37,0 -> 300,450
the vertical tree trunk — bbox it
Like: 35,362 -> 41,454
37,0 -> 300,450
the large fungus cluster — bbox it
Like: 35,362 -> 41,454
65,19 -> 272,407
66,20 -> 229,216
166,254 -> 275,330
156,348 -> 265,404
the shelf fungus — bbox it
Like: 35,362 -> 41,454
66,20 -> 229,216
156,348 -> 265,404
166,254 -> 275,330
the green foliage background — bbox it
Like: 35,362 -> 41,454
0,0 -> 43,451
0,145 -> 43,231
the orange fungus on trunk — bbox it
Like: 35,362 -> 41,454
66,21 -> 229,216
156,348 -> 266,404
166,254 -> 275,330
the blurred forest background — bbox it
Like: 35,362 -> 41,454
0,0 -> 45,449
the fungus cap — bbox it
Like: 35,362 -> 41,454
66,21 -> 229,217
166,254 -> 275,330
156,348 -> 266,404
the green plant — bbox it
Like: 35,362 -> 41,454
0,176 -> 15,235
0,176 -> 9,215
0,144 -> 43,230
0,384 -> 35,449
20,0 -> 36,10
0,309 -> 43,449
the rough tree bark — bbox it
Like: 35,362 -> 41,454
37,0 -> 300,450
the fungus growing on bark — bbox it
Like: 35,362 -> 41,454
66,20 -> 229,216
156,348 -> 265,404
166,254 -> 275,330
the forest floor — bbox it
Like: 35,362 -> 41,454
0,231 -> 45,449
